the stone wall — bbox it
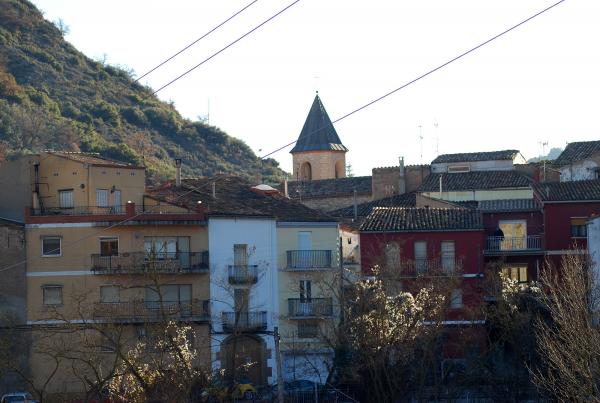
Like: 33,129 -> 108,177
372,166 -> 401,200
292,150 -> 346,181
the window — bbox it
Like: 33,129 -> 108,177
145,284 -> 191,313
448,165 -> 470,173
414,241 -> 427,274
42,237 -> 61,256
299,280 -> 312,302
43,285 -> 63,305
571,218 -> 587,238
234,244 -> 248,266
441,241 -> 455,272
298,321 -> 319,338
384,243 -> 400,269
96,189 -> 109,207
100,237 -> 118,256
502,265 -> 528,283
58,189 -> 74,208
450,289 -> 463,309
100,285 -> 120,303
499,220 -> 527,250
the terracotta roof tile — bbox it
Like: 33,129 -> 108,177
329,192 -> 417,218
477,198 -> 541,212
147,175 -> 337,222
47,151 -> 144,169
553,141 -> 600,166
431,150 -> 520,164
534,179 -> 600,202
418,171 -> 531,192
360,207 -> 483,232
285,176 -> 372,199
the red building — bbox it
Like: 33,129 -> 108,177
479,199 -> 545,283
360,207 -> 485,321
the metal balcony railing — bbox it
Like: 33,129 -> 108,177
31,205 -> 129,216
227,265 -> 258,284
31,204 -> 200,216
485,235 -> 542,253
286,250 -> 332,270
221,311 -> 267,332
288,298 -> 333,318
92,299 -> 210,322
385,258 -> 463,276
91,251 -> 209,274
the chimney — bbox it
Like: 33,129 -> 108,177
175,158 -> 182,187
398,156 -> 406,194
212,181 -> 216,199
284,178 -> 289,198
439,174 -> 443,198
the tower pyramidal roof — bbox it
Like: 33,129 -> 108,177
290,93 -> 348,153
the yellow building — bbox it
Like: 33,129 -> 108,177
0,152 -> 211,398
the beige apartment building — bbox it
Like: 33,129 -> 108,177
0,152 -> 211,397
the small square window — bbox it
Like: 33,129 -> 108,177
42,237 -> 61,257
570,218 -> 587,238
298,321 -> 319,338
43,285 -> 63,305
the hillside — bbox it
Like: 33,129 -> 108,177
0,0 -> 287,183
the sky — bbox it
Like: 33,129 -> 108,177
31,0 -> 600,177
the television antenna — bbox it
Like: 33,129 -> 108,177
419,125 -> 423,164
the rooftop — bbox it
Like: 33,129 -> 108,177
360,207 -> 483,232
553,141 -> 600,166
534,179 -> 600,202
148,175 -> 337,222
46,151 -> 145,169
431,149 -> 520,164
418,171 -> 531,192
329,192 -> 417,218
290,94 -> 348,153
285,176 -> 372,199
477,198 -> 541,212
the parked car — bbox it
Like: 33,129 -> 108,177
1,393 -> 38,403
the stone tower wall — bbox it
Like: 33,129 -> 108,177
292,151 -> 346,181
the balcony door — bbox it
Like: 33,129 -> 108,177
441,241 -> 455,273
146,284 -> 191,315
297,231 -> 312,268
144,236 -> 190,270
499,220 -> 527,250
414,241 -> 427,274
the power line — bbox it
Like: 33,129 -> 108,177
152,0 -> 301,95
135,0 -> 259,82
260,0 -> 566,160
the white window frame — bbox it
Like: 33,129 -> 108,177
96,188 -> 109,207
41,236 -> 62,257
58,189 -> 74,209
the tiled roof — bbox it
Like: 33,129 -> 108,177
290,94 -> 348,153
553,141 -> 600,166
431,150 -> 520,164
534,179 -> 600,202
360,207 -> 483,232
329,192 -> 417,218
147,175 -> 336,222
285,176 -> 372,199
47,151 -> 144,169
477,198 -> 541,212
418,171 -> 531,192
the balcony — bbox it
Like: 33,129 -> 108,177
221,311 -> 268,332
288,298 -> 333,319
385,258 -> 463,277
286,250 -> 332,270
92,299 -> 210,323
484,236 -> 543,255
228,265 -> 258,284
91,251 -> 209,274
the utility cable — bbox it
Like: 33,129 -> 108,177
135,0 -> 259,82
152,0 -> 301,95
260,0 -> 566,159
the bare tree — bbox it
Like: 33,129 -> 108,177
532,254 -> 600,401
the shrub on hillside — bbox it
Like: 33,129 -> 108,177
144,107 -> 181,135
91,100 -> 120,127
121,106 -> 148,127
